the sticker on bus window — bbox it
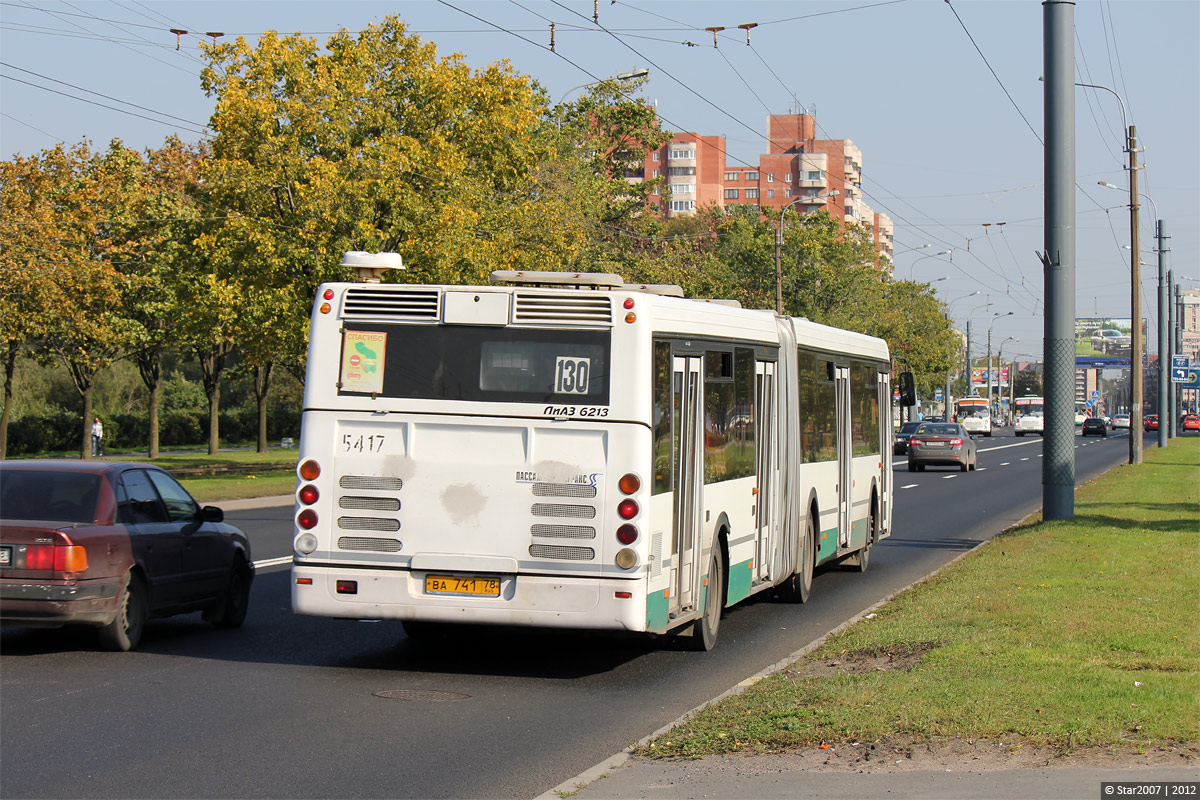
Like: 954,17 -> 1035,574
554,356 -> 591,394
341,330 -> 387,394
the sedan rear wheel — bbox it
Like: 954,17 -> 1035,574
204,554 -> 251,629
98,572 -> 146,652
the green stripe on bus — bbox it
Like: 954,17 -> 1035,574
819,527 -> 838,562
727,558 -> 753,604
646,588 -> 669,632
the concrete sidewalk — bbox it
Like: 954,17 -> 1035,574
551,753 -> 1197,799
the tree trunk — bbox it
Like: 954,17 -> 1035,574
254,362 -> 274,454
0,344 -> 17,461
81,384 -> 94,460
196,344 -> 230,457
147,381 -> 160,459
136,350 -> 162,459
207,380 -> 220,456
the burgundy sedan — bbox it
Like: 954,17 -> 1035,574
1,461 -> 252,651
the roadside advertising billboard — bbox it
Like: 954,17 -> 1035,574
1075,317 -> 1146,368
971,367 -> 1009,387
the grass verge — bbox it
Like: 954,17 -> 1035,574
641,438 -> 1199,757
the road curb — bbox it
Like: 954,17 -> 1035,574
210,494 -> 294,511
535,516 -> 1040,800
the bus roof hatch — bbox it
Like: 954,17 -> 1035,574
490,270 -> 624,290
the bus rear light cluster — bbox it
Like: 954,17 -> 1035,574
299,485 -> 319,505
617,499 -> 638,520
616,524 -> 638,545
297,509 -> 318,530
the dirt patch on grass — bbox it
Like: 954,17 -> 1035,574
788,642 -> 937,680
693,735 -> 1198,774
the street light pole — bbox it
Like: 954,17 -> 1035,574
965,299 -> 994,395
775,190 -> 838,314
998,336 -> 1018,423
944,291 -> 980,418
987,312 -> 1014,418
907,250 -> 951,281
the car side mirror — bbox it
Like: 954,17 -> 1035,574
201,506 -> 224,523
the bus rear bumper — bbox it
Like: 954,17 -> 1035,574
290,564 -> 648,632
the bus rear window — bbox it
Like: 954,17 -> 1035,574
338,325 -> 610,404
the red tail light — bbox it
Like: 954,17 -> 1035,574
298,485 -> 319,505
297,509 -> 318,529
25,545 -> 53,570
617,524 -> 638,545
21,544 -> 86,573
55,545 -> 88,572
949,438 -> 963,446
617,499 -> 639,520
908,439 -> 924,447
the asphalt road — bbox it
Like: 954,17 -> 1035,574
0,428 -> 1140,799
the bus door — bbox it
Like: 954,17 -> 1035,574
754,360 -> 777,582
835,365 -> 852,548
877,371 -> 892,537
670,355 -> 704,619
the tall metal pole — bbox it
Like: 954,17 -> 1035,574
1042,0 -> 1075,519
1171,280 -> 1180,437
1128,124 -> 1142,464
1157,220 -> 1170,447
987,324 -> 993,414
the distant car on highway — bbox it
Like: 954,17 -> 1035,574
1081,417 -> 1107,437
1111,414 -> 1130,429
1144,414 -> 1159,432
893,421 -> 922,455
906,422 -> 977,473
0,461 -> 253,651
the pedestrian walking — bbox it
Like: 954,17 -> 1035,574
91,417 -> 103,457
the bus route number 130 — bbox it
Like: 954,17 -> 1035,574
555,356 -> 591,395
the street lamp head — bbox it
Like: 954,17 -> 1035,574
617,68 -> 650,81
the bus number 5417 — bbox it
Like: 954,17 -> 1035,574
342,434 -> 385,453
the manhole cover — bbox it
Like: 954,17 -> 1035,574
373,689 -> 471,702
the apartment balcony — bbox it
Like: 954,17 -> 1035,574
798,178 -> 826,188
798,195 -> 829,205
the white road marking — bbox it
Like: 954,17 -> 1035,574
900,483 -> 919,489
1020,457 -> 1030,461
977,468 -> 987,471
254,555 -> 292,569
943,474 -> 957,479
1000,462 -> 1011,466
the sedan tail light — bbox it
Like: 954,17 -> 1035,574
948,438 -> 963,446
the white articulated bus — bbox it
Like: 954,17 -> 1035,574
291,257 -> 892,649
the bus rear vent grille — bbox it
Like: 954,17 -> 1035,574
531,483 -> 597,498
343,287 -> 440,320
340,476 -> 403,491
338,517 -> 401,532
531,524 -> 596,540
531,503 -> 596,519
513,293 -> 612,326
338,536 -> 403,552
529,544 -> 595,561
340,496 -> 401,511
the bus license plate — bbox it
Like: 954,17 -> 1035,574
425,575 -> 501,597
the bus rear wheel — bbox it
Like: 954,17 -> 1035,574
777,514 -> 815,603
690,544 -> 725,651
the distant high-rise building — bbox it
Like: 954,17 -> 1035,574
635,114 -> 892,260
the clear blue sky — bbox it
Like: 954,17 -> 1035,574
3,0 -> 1197,363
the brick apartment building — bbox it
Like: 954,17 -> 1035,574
632,113 -> 894,260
